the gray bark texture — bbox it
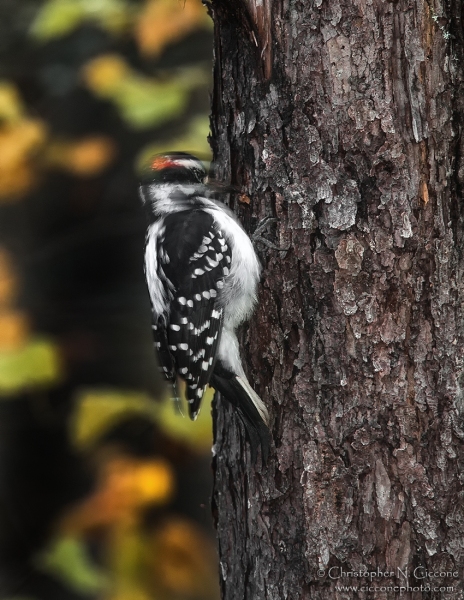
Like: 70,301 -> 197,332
209,0 -> 464,598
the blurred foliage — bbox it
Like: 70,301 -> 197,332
0,338 -> 61,394
136,0 -> 211,57
71,389 -> 157,449
155,386 -> 215,451
0,245 -> 62,393
46,136 -> 118,177
60,454 -> 175,530
0,82 -> 30,122
82,55 -> 208,129
35,454 -> 218,599
31,0 -> 134,40
136,114 -> 211,170
0,0 -> 211,204
88,515 -> 219,600
0,308 -> 29,350
0,0 -> 218,598
0,80 -> 121,200
0,102 -> 47,199
72,387 -> 215,453
38,537 -> 109,595
0,248 -> 18,307
149,518 -> 219,599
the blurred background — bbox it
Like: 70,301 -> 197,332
0,1 -> 218,598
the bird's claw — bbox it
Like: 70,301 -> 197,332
252,217 -> 290,252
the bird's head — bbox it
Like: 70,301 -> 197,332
140,152 -> 207,185
139,152 -> 208,216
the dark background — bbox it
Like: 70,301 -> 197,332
0,1 -> 218,598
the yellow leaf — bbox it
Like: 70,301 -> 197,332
136,0 -> 210,57
81,54 -> 129,96
0,82 -> 25,123
0,338 -> 61,395
72,386 -> 213,454
0,119 -> 47,200
70,389 -> 158,449
103,456 -> 174,509
0,88 -> 47,200
0,310 -> 29,351
107,588 -> 151,600
133,459 -> 174,504
156,384 -> 214,453
105,521 -> 152,600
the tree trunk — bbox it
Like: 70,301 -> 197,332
209,0 -> 464,598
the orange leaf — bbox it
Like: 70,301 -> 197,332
48,137 -> 117,177
0,163 -> 38,200
136,0 -> 208,57
0,249 -> 18,307
61,456 -> 175,533
0,119 -> 47,200
148,518 -> 219,597
0,120 -> 47,170
0,310 -> 29,351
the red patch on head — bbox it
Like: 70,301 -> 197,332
151,156 -> 178,171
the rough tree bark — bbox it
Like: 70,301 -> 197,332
209,0 -> 464,598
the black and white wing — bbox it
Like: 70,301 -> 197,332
146,209 -> 231,420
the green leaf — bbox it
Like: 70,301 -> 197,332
30,0 -> 132,40
70,388 -> 157,449
0,338 -> 61,395
136,114 -> 212,171
115,79 -> 187,129
72,386 -> 213,453
156,386 -> 214,451
83,55 -> 210,130
37,536 -> 108,594
30,0 -> 84,39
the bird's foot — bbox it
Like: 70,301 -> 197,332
252,217 -> 290,252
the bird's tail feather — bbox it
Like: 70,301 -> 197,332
210,367 -> 271,463
235,375 -> 269,425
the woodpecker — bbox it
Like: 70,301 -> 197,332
139,152 -> 270,460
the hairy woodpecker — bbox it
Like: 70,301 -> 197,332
140,152 -> 270,459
